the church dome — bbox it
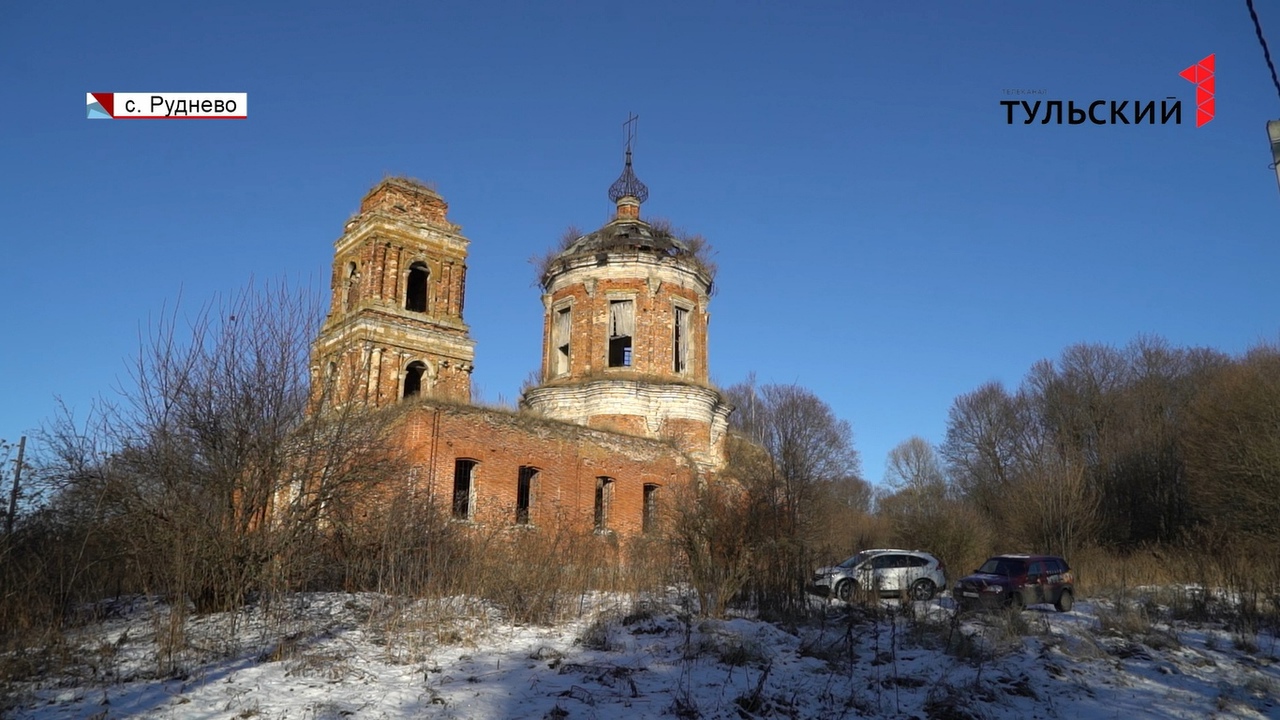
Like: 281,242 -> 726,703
540,146 -> 714,291
560,219 -> 689,257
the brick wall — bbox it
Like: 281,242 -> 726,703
312,178 -> 475,409
543,276 -> 709,383
392,401 -> 696,538
359,179 -> 449,225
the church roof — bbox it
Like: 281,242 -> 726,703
558,219 -> 690,258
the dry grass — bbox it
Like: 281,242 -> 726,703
1094,601 -> 1181,651
529,217 -> 718,290
528,226 -> 582,287
1071,547 -> 1181,597
1075,544 -> 1280,636
378,174 -> 439,193
646,217 -> 718,286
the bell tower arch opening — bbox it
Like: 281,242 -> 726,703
344,262 -> 359,313
406,261 -> 429,313
403,360 -> 427,398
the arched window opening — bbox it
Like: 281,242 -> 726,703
406,262 -> 429,313
404,361 -> 427,398
344,262 -> 358,313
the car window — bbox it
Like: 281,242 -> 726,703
906,555 -> 929,567
978,558 -> 1026,575
1050,559 -> 1068,574
872,554 -> 901,570
1028,561 -> 1043,576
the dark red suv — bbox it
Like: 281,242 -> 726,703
952,555 -> 1075,612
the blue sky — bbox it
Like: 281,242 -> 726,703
2,1 -> 1277,487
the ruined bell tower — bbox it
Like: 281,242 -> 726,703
310,177 -> 475,410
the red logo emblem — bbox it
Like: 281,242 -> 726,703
1179,54 -> 1215,127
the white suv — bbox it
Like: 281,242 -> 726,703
811,549 -> 947,602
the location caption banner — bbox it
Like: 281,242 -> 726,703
87,93 -> 248,119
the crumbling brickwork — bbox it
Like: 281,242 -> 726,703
311,178 -> 475,409
389,401 -> 695,538
539,274 -> 709,381
306,170 -> 732,541
521,191 -> 732,473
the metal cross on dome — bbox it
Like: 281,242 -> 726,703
623,112 -> 638,153
608,113 -> 649,204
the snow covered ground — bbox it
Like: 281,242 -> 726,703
3,588 -> 1278,719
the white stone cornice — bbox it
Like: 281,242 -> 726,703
546,254 -> 711,297
521,378 -> 731,471
333,215 -> 470,257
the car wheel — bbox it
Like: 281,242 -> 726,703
835,580 -> 854,602
910,579 -> 936,602
1054,590 -> 1074,613
1007,592 -> 1024,611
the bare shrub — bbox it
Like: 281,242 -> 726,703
1095,600 -> 1181,651
342,490 -> 645,629
576,613 -> 616,651
646,217 -> 718,285
528,225 -> 582,286
701,628 -> 767,667
1,279 -> 413,669
670,478 -> 752,619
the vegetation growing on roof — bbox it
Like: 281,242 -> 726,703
529,218 -> 718,292
648,217 -> 718,290
380,174 -> 439,193
528,225 -> 583,287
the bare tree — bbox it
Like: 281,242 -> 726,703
884,436 -> 946,495
37,280 -> 407,616
940,382 -> 1022,520
725,380 -> 862,535
722,378 -> 863,615
877,437 -> 994,575
1183,343 -> 1280,545
668,474 -> 754,618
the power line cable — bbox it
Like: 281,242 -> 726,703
1247,0 -> 1280,103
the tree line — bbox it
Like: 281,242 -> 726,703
2,278 -> 1276,648
879,336 -> 1280,571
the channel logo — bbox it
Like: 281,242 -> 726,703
87,93 -> 247,119
1179,54 -> 1215,127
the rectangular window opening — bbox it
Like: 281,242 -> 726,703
554,307 -> 571,377
594,477 -> 614,531
516,466 -> 537,525
608,300 -> 634,368
673,307 -> 690,373
642,483 -> 659,534
453,459 -> 476,520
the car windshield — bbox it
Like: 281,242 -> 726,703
837,551 -> 875,569
978,558 -> 1027,576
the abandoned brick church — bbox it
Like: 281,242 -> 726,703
308,149 -> 733,539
